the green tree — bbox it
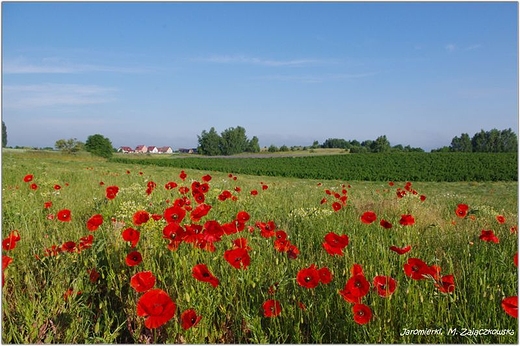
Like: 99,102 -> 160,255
85,134 -> 113,158
370,135 -> 390,153
55,138 -> 84,154
450,133 -> 472,152
197,127 -> 222,156
279,144 -> 289,152
220,126 -> 249,155
246,136 -> 260,153
268,144 -> 278,152
2,121 -> 7,148
500,128 -> 518,152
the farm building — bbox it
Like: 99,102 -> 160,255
134,145 -> 148,153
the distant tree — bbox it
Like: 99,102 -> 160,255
322,138 -> 350,149
279,144 -> 289,152
500,128 -> 518,152
392,144 -> 404,152
198,126 -> 260,156
197,127 -> 222,156
370,135 -> 391,153
2,121 -> 6,147
55,138 -> 84,154
220,126 -> 249,155
311,140 -> 320,149
450,133 -> 472,152
85,134 -> 113,158
246,136 -> 261,153
268,144 -> 278,152
470,128 -> 517,152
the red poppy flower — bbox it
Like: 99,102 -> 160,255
403,258 -> 432,280
501,296 -> 518,318
56,209 -> 71,222
250,190 -> 258,196
388,181 -> 394,187
261,184 -> 268,190
496,215 -> 506,224
318,267 -> 333,284
389,245 -> 411,255
256,221 -> 276,238
352,303 -> 372,325
399,214 -> 415,226
379,219 -> 393,229
122,228 -> 141,248
179,170 -> 187,181
2,255 -> 13,270
137,289 -> 176,329
296,264 -> 321,289
163,205 -> 186,224
224,248 -> 250,269
61,241 -> 76,253
178,186 -> 189,194
190,203 -> 211,222
479,230 -> 499,243
514,252 -> 518,267
130,271 -> 156,292
181,308 -> 202,329
236,210 -> 250,223
262,299 -> 282,318
86,214 -> 104,231
44,201 -> 52,209
322,232 -> 349,256
192,264 -> 219,287
455,203 -> 469,218
88,268 -> 100,283
30,183 -> 38,190
105,185 -> 119,200
346,274 -> 370,299
193,191 -> 206,205
420,195 -> 426,201
232,238 -> 251,251
287,244 -> 300,259
201,174 -> 212,182
165,181 -> 178,190
360,211 -> 377,224
373,276 -> 397,297
23,174 -> 34,182
2,231 -> 20,251
332,202 -> 342,212
132,210 -> 150,226
53,184 -> 61,190
126,251 -> 143,266
351,264 -> 364,276
435,274 -> 455,293
78,235 -> 94,251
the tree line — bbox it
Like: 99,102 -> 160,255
432,128 -> 517,153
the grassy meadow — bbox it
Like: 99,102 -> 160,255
1,150 -> 518,343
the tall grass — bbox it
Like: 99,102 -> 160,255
1,151 -> 518,343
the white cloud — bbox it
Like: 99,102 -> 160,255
445,44 -> 456,52
3,58 -> 153,74
257,71 -> 378,83
194,54 -> 335,67
2,83 -> 118,109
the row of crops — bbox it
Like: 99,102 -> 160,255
110,152 -> 518,182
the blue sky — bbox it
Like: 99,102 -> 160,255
2,1 -> 518,151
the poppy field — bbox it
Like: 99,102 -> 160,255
1,151 -> 518,343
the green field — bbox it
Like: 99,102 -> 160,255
111,151 -> 518,182
1,150 -> 518,343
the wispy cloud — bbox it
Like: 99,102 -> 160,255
445,43 -> 482,53
193,54 -> 336,67
445,43 -> 456,52
3,58 -> 153,74
257,71 -> 378,83
3,83 -> 118,109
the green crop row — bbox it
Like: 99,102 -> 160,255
110,152 -> 518,182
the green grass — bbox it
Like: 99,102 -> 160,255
2,150 -> 518,343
